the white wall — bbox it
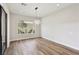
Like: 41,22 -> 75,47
41,4 -> 79,50
10,13 -> 41,41
0,3 -> 10,48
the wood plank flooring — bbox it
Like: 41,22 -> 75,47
4,38 -> 79,55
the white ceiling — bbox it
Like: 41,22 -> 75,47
7,3 -> 72,18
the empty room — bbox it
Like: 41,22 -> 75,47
0,3 -> 79,55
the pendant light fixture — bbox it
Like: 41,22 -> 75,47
34,6 -> 40,25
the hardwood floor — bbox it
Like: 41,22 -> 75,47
4,38 -> 79,55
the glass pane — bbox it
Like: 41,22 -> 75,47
18,20 -> 35,34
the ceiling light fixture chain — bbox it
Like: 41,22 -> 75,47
34,4 -> 39,18
34,4 -> 40,25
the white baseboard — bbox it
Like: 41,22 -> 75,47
42,37 -> 79,51
10,37 -> 41,42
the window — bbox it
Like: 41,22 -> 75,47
18,20 -> 35,34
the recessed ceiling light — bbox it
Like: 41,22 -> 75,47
21,3 -> 27,6
56,4 -> 60,7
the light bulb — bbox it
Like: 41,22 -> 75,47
34,20 -> 40,25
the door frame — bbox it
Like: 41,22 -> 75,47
0,5 -> 7,54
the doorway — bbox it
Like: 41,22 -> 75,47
0,5 -> 7,55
